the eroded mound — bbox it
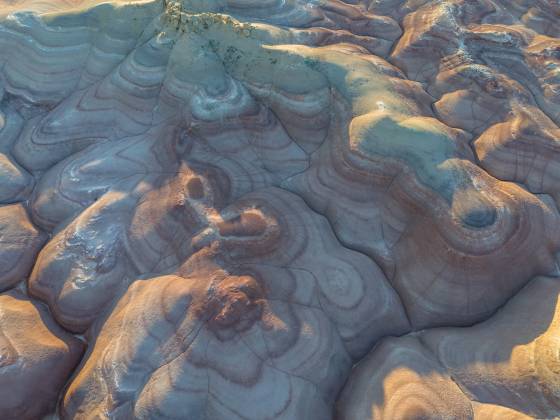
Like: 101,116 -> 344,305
0,0 -> 559,418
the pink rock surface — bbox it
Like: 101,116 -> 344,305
0,0 -> 558,418
0,291 -> 84,419
337,276 -> 560,419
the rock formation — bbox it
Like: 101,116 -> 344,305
0,0 -> 559,418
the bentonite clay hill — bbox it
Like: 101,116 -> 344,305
0,0 -> 559,418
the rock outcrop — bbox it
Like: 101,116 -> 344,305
0,0 -> 559,418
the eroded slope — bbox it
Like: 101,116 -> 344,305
0,0 -> 558,418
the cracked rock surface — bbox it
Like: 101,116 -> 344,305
0,0 -> 559,418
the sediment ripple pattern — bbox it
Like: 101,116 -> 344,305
0,0 -> 559,418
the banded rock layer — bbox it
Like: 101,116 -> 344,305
0,0 -> 559,418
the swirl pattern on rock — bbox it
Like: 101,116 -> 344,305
0,203 -> 45,291
0,291 -> 84,419
337,276 -> 560,419
0,0 -> 559,418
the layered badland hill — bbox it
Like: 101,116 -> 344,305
0,0 -> 559,418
